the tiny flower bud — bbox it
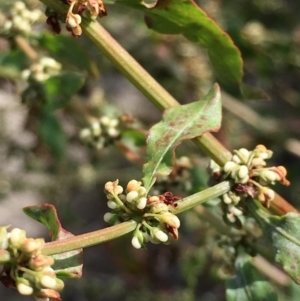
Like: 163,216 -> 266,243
107,200 -> 117,209
114,185 -> 123,195
29,254 -> 54,271
137,187 -> 147,196
17,282 -> 34,295
137,197 -> 147,209
40,275 -> 64,291
251,157 -> 266,167
228,204 -> 243,216
277,166 -> 287,177
126,180 -> 141,192
103,212 -> 115,223
223,193 -> 232,204
109,119 -> 119,128
223,161 -> 237,173
104,180 -> 117,194
66,13 -> 81,28
262,170 -> 277,182
100,116 -> 110,125
21,238 -> 45,254
232,155 -> 242,164
131,236 -> 142,249
80,128 -> 92,141
40,275 -> 56,289
238,148 -> 250,161
91,122 -> 101,136
265,188 -> 275,201
9,228 -> 26,248
126,191 -> 139,203
226,213 -> 236,223
153,229 -> 168,242
159,213 -> 180,228
14,1 -> 26,11
255,144 -> 267,152
177,156 -> 192,168
238,165 -> 249,179
148,195 -> 160,204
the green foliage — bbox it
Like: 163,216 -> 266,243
226,250 -> 278,301
248,201 -> 300,284
23,204 -> 83,278
39,111 -> 66,159
142,83 -> 222,190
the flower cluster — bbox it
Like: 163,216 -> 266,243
209,145 -> 290,226
22,57 -> 62,82
103,180 -> 181,249
80,116 -> 121,150
0,226 -> 64,301
46,0 -> 106,37
0,1 -> 42,36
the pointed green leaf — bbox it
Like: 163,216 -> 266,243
112,0 -> 243,85
142,83 -> 221,190
226,250 -> 278,301
23,204 -> 83,278
248,200 -> 300,284
39,112 -> 66,159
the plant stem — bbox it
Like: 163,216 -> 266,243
42,220 -> 137,255
38,0 -> 297,216
173,181 -> 230,214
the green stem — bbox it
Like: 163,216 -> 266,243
173,181 -> 230,214
42,220 -> 137,255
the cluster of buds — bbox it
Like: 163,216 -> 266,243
103,180 -> 181,249
22,57 -> 62,82
46,0 -> 106,37
152,156 -> 193,195
80,116 -> 121,150
0,226 -> 64,301
209,145 -> 290,226
0,1 -> 42,36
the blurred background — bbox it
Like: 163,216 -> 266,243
0,0 -> 300,300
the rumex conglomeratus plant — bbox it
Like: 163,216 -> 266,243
1,0 -> 300,301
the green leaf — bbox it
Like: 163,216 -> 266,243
248,200 -> 300,284
44,72 -> 84,109
112,0 -> 243,85
39,112 -> 66,159
142,83 -> 221,191
23,204 -> 83,278
0,50 -> 28,71
226,250 -> 278,301
38,33 -> 99,76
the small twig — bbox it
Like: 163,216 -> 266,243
14,35 -> 38,61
